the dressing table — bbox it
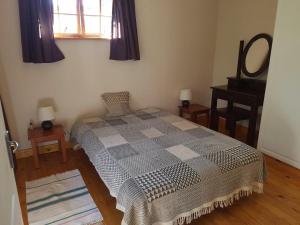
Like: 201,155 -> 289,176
210,33 -> 272,147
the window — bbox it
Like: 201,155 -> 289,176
53,0 -> 112,39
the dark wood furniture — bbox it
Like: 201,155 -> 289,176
179,104 -> 210,124
215,106 -> 251,138
28,125 -> 67,168
210,84 -> 265,147
209,33 -> 271,147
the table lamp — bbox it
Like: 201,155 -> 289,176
180,89 -> 192,108
38,106 -> 55,130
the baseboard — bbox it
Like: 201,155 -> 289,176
16,142 -> 73,159
260,147 -> 300,169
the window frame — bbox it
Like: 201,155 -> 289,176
53,0 -> 111,40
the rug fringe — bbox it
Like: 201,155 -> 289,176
172,182 -> 263,225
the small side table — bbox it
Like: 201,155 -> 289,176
28,125 -> 67,168
179,104 -> 210,124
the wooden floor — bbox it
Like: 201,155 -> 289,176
15,120 -> 300,225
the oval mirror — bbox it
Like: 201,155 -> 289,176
241,33 -> 272,78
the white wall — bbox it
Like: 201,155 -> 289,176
0,59 -> 19,141
212,0 -> 278,86
0,0 -> 218,149
258,0 -> 300,169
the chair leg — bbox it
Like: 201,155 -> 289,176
206,112 -> 210,127
229,120 -> 236,138
211,115 -> 219,132
225,119 -> 231,130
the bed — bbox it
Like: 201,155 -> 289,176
71,108 -> 266,225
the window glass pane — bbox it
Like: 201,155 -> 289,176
53,14 -> 60,33
84,16 -> 100,34
56,0 -> 77,14
57,14 -> 78,33
101,0 -> 112,16
53,0 -> 59,13
82,0 -> 100,15
100,16 -> 111,38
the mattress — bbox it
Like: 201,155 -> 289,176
71,108 -> 266,225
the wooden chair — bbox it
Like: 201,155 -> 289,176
216,106 -> 251,138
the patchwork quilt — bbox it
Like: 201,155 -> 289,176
71,108 -> 266,225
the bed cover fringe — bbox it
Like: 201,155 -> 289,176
121,182 -> 263,225
172,182 -> 263,225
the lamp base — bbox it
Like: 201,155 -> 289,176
41,121 -> 53,130
181,100 -> 190,108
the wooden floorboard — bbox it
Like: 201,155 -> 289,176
15,120 -> 300,225
15,150 -> 300,225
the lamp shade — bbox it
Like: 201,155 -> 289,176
38,106 -> 55,122
180,89 -> 192,101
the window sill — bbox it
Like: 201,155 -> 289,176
54,35 -> 111,41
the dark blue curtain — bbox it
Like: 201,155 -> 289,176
18,0 -> 64,63
110,0 -> 140,61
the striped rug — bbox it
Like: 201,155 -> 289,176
26,170 -> 104,225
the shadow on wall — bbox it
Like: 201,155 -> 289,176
35,97 -> 104,136
37,98 -> 58,111
0,59 -> 19,141
36,97 -> 69,131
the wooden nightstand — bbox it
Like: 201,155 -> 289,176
28,125 -> 67,168
179,104 -> 210,124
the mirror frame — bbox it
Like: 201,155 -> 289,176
241,33 -> 273,78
